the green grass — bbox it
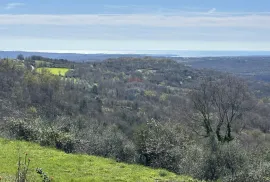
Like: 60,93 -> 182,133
36,68 -> 70,76
0,138 -> 199,182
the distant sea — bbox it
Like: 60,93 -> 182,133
136,50 -> 270,57
1,50 -> 270,62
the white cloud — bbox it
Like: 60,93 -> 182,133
208,8 -> 216,14
0,13 -> 270,28
0,10 -> 270,51
5,2 -> 24,10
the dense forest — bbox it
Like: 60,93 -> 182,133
1,56 -> 270,181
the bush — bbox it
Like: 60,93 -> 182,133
134,119 -> 187,172
77,124 -> 136,163
159,170 -> 168,177
178,145 -> 205,179
7,118 -> 41,141
223,162 -> 270,182
201,138 -> 248,181
36,168 -> 53,182
6,117 -> 75,153
40,128 -> 75,153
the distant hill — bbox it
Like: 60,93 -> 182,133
1,50 -> 270,62
0,51 -> 160,62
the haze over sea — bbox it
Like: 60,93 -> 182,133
2,50 -> 270,57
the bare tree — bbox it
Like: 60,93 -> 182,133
190,76 -> 254,142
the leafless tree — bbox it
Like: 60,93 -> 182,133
190,76 -> 254,142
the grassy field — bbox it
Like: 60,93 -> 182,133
36,68 -> 70,76
0,138 -> 199,182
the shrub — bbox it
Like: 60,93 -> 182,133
144,90 -> 157,97
201,138 -> 248,181
223,162 -> 270,182
7,118 -> 41,141
134,119 -> 187,172
36,168 -> 53,182
77,124 -> 136,162
27,106 -> 37,115
178,145 -> 205,179
40,128 -> 75,153
6,117 -> 76,154
159,170 -> 168,177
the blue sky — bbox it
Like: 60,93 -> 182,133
0,0 -> 270,53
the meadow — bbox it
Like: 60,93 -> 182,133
0,138 -> 198,182
36,68 -> 70,76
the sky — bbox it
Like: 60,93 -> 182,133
0,0 -> 270,53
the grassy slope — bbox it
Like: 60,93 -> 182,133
36,68 -> 70,76
0,138 -> 198,182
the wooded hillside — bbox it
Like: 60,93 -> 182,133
1,56 -> 270,181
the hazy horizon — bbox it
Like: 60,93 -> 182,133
2,49 -> 270,58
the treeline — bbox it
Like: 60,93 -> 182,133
15,54 -> 76,69
1,57 -> 270,181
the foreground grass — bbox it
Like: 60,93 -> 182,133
0,138 -> 198,182
36,68 -> 70,76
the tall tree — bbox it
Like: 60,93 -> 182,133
190,76 -> 254,142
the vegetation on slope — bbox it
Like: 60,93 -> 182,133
1,56 -> 270,181
0,138 -> 198,182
